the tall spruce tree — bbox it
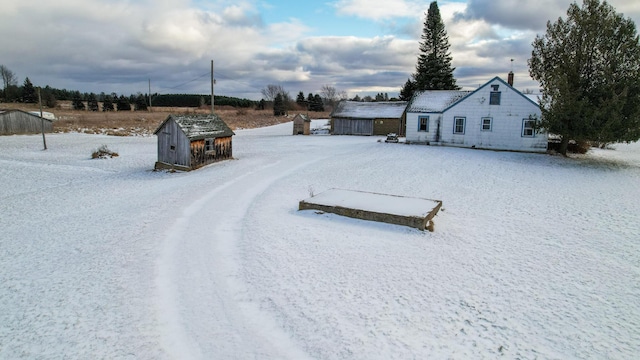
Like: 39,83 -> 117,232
529,0 -> 640,155
296,91 -> 305,104
403,1 -> 458,97
87,93 -> 99,111
72,91 -> 85,110
102,95 -> 114,111
22,77 -> 37,103
117,95 -> 131,111
273,93 -> 285,116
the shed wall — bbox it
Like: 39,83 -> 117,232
156,119 -> 191,168
189,136 -> 233,169
0,112 -> 53,135
332,118 -> 373,135
372,118 -> 401,136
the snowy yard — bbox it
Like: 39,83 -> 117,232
1,121 -> 639,359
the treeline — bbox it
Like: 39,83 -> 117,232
151,94 -> 255,108
0,67 -> 256,109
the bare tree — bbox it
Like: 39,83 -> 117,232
0,64 -> 17,92
261,84 -> 287,102
320,85 -> 338,106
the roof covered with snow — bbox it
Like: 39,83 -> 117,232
293,114 -> 311,122
330,101 -> 407,119
0,108 -> 54,123
155,113 -> 235,140
406,90 -> 472,113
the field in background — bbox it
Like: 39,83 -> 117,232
0,101 -> 331,135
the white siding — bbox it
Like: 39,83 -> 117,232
405,113 -> 441,143
406,78 -> 547,152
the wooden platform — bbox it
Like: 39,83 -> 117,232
299,189 -> 442,231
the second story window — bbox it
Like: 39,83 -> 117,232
490,85 -> 501,105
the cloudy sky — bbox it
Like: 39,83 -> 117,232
1,0 -> 639,100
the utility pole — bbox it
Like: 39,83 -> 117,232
37,87 -> 47,150
211,60 -> 216,115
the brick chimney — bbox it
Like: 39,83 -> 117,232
508,71 -> 514,86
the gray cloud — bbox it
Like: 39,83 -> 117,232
1,0 -> 637,101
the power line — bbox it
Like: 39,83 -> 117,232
164,71 -> 210,90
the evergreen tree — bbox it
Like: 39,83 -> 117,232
72,91 -> 85,110
529,0 -> 640,155
135,94 -> 148,111
313,94 -> 324,112
352,94 -> 361,102
102,94 -> 114,111
307,93 -> 314,109
412,1 -> 458,91
87,93 -> 99,111
399,78 -> 416,101
22,77 -> 37,103
296,91 -> 306,107
273,93 -> 286,116
42,86 -> 57,108
116,95 -> 131,111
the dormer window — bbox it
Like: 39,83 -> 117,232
490,85 -> 501,105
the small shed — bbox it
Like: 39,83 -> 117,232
292,114 -> 311,135
154,113 -> 234,171
330,101 -> 407,136
0,109 -> 53,135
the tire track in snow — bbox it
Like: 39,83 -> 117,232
156,156 -> 319,359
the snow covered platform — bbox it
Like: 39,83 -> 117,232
299,189 -> 442,231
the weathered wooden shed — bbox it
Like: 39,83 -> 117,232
0,109 -> 53,135
292,114 -> 311,135
330,101 -> 407,136
154,113 -> 234,171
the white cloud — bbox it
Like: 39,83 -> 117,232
332,0 -> 424,20
1,0 -> 637,99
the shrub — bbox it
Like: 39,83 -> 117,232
91,145 -> 119,159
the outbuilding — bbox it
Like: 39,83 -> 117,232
330,101 -> 407,136
154,113 -> 234,171
405,76 -> 547,152
292,113 -> 311,135
0,109 -> 53,135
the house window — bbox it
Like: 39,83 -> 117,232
454,117 -> 465,134
522,119 -> 536,137
490,91 -> 501,105
481,117 -> 492,131
205,138 -> 214,152
418,116 -> 429,132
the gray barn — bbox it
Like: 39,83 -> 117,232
154,113 -> 234,171
330,101 -> 407,136
0,109 -> 53,135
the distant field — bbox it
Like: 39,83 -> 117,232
0,101 -> 331,135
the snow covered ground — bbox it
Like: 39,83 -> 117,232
1,121 -> 639,359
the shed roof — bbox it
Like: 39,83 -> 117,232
406,90 -> 472,113
330,101 -> 407,119
0,109 -> 54,123
293,113 -> 311,122
154,113 -> 235,140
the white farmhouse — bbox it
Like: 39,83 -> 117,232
405,76 -> 546,152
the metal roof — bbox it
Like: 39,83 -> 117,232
154,113 -> 235,140
330,101 -> 407,119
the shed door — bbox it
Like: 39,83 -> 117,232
334,118 -> 373,135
